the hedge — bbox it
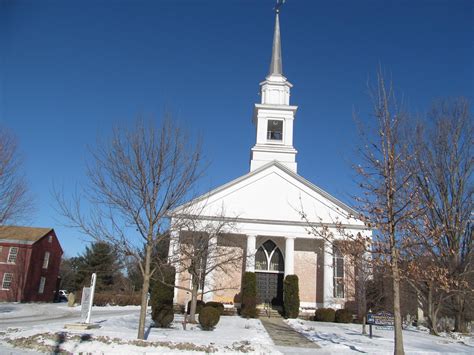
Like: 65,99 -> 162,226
150,265 -> 176,327
199,306 -> 220,330
335,309 -> 353,323
315,308 -> 336,322
241,272 -> 258,318
187,299 -> 205,315
283,275 -> 300,319
205,301 -> 225,316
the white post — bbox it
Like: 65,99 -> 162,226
169,230 -> 180,303
203,234 -> 217,302
284,237 -> 295,277
246,235 -> 257,272
86,273 -> 96,324
323,242 -> 334,307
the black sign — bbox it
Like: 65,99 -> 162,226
367,311 -> 394,326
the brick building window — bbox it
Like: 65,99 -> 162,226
38,277 -> 46,294
2,273 -> 13,290
7,247 -> 18,263
333,247 -> 345,298
43,252 -> 50,269
48,235 -> 53,243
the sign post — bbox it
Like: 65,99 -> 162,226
80,273 -> 97,324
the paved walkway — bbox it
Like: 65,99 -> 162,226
260,317 -> 320,352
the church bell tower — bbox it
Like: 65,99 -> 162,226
250,7 -> 298,173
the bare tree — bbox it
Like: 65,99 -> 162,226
0,127 -> 32,225
407,98 -> 473,333
353,70 -> 423,355
55,118 -> 203,339
163,214 -> 244,323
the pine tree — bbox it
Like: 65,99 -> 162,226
75,242 -> 122,291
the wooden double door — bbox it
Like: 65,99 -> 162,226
256,272 -> 284,306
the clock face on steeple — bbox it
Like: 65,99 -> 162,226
267,120 -> 283,141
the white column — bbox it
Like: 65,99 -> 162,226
246,235 -> 257,272
323,241 -> 334,307
284,237 -> 295,277
168,230 -> 180,303
203,234 -> 217,302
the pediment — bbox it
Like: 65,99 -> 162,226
172,161 -> 363,226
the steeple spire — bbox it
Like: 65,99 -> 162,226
269,8 -> 283,76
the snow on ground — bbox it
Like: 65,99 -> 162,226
287,318 -> 474,354
0,303 -> 277,354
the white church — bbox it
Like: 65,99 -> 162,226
169,9 -> 371,312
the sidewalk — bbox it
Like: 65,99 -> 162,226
260,316 -> 320,353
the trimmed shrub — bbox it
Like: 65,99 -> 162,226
205,301 -> 225,316
315,308 -> 336,322
241,272 -> 258,318
187,299 -> 205,315
199,306 -> 220,330
283,275 -> 300,319
335,309 -> 353,323
150,265 -> 176,327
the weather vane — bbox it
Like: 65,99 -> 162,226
274,0 -> 285,14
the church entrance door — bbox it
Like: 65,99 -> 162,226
256,272 -> 283,305
254,240 -> 285,306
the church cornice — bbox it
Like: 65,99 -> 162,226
171,214 -> 369,231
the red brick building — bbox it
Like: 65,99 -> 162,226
0,226 -> 63,302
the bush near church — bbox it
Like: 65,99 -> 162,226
187,299 -> 206,315
315,308 -> 336,322
335,308 -> 353,323
199,306 -> 221,330
283,275 -> 300,318
205,301 -> 225,316
150,264 -> 176,328
241,272 -> 258,318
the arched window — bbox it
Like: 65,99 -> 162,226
255,247 -> 268,270
255,240 -> 284,272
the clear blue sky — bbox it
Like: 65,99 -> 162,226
1,0 -> 472,257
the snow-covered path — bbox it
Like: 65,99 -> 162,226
287,318 -> 474,354
0,303 -> 138,327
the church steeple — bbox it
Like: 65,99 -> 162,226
269,12 -> 283,76
249,4 -> 298,173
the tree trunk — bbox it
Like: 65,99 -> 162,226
426,285 -> 439,335
391,248 -> 405,355
454,297 -> 466,333
189,287 -> 199,323
137,243 -> 152,340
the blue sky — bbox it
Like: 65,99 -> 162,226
1,0 -> 473,257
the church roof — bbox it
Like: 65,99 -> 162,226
171,161 -> 361,223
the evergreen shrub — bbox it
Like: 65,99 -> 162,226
315,308 -> 336,322
283,275 -> 300,319
199,306 -> 220,330
187,300 -> 205,315
150,265 -> 176,327
241,272 -> 258,318
335,309 -> 353,323
205,301 -> 225,316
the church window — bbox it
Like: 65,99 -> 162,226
255,247 -> 268,270
267,120 -> 283,141
333,247 -> 345,298
255,240 -> 284,272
